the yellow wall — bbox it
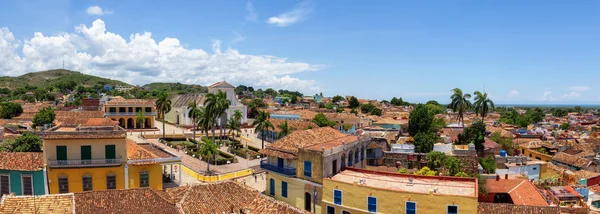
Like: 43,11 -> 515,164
47,166 -> 124,194
43,138 -> 127,162
127,164 -> 163,190
267,172 -> 322,214
297,149 -> 324,183
322,179 -> 478,214
520,147 -> 553,162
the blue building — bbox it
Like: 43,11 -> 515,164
103,84 -> 114,91
270,114 -> 301,121
0,152 -> 48,196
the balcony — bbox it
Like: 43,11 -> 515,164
104,112 -> 156,116
260,160 -> 296,176
48,159 -> 122,168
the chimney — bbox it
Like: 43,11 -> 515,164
505,174 -> 508,180
496,175 -> 500,181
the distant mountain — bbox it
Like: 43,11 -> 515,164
0,69 -> 130,89
143,82 -> 208,94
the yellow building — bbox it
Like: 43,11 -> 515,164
322,168 -> 479,214
102,98 -> 156,129
261,127 -> 371,213
43,118 -> 181,194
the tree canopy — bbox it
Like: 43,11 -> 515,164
348,96 -> 360,108
313,113 -> 336,127
390,97 -> 409,106
10,132 -> 42,152
332,95 -> 345,103
32,107 -> 55,128
407,104 -> 439,153
0,102 -> 23,119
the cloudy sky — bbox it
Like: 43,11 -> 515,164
1,0 -> 599,104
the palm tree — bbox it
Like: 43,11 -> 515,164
276,120 -> 292,140
204,91 -> 230,145
252,110 -> 274,149
198,140 -> 219,174
155,92 -> 172,141
136,110 -> 145,137
448,88 -> 472,127
226,116 -> 241,137
196,108 -> 211,139
188,101 -> 201,141
473,91 -> 495,120
233,109 -> 243,123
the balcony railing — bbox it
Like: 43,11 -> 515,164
260,160 -> 296,176
48,159 -> 122,168
104,112 -> 156,116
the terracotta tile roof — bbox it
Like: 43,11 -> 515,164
13,112 -> 36,120
55,111 -> 104,125
485,179 -> 548,206
139,144 -> 176,158
269,119 -> 317,133
552,152 -> 592,168
21,102 -> 51,113
105,99 -> 156,106
572,170 -> 600,181
261,127 -> 348,159
0,152 -> 44,171
373,117 -> 407,125
487,126 -> 515,138
74,188 -> 178,214
590,185 -> 600,194
484,138 -> 501,150
208,81 -> 235,89
42,121 -> 126,140
82,118 -> 118,127
172,94 -> 205,108
0,194 -> 75,214
166,181 -> 308,214
126,140 -> 157,165
477,202 -> 559,214
304,135 -> 358,151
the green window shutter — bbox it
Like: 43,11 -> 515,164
81,146 -> 91,160
56,146 -> 67,161
105,145 -> 116,159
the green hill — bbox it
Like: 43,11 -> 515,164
143,82 -> 208,94
0,69 -> 130,89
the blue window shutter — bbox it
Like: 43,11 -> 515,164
368,196 -> 377,213
281,181 -> 288,198
334,190 -> 342,205
304,161 -> 312,177
406,202 -> 416,214
269,179 -> 275,195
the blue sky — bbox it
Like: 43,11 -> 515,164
0,0 -> 599,104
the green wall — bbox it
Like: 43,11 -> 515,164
0,170 -> 45,195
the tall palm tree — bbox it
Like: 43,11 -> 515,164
199,140 -> 218,174
204,91 -> 230,145
136,110 -> 145,137
216,92 -> 230,143
473,91 -> 495,120
252,110 -> 274,149
276,120 -> 292,140
196,108 -> 211,139
226,116 -> 241,137
449,88 -> 472,127
155,92 -> 172,141
233,109 -> 243,123
188,101 -> 201,141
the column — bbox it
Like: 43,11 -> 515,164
124,164 -> 129,189
178,163 -> 182,185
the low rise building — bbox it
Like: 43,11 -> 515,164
479,176 -> 548,207
103,98 -> 156,129
0,152 -> 47,196
322,168 -> 479,214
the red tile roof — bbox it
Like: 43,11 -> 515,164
0,152 -> 44,171
485,179 -> 548,206
552,152 -> 592,168
74,188 -> 178,214
0,194 -> 75,214
261,127 -> 349,159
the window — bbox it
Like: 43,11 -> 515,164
406,201 -> 416,214
269,178 -> 275,195
109,107 -> 116,112
332,159 -> 337,175
0,174 -> 9,196
533,167 -> 538,170
58,176 -> 69,193
304,161 -> 312,178
342,211 -> 351,214
56,146 -> 67,162
140,172 -> 149,187
135,107 -> 142,113
447,205 -> 458,214
367,196 -> 377,213
81,145 -> 92,164
128,107 -> 133,112
334,190 -> 342,205
326,206 -> 335,214
105,145 -> 116,160
21,175 -> 33,195
355,151 -> 359,164
82,175 -> 93,191
119,107 -> 126,112
281,181 -> 288,198
145,107 -> 152,112
106,175 -> 116,189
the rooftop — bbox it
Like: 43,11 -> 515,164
269,119 -> 317,133
552,152 -> 592,168
42,118 -> 126,140
0,194 -> 74,214
0,152 -> 44,171
261,127 -> 352,159
74,188 -> 178,214
54,111 -> 105,125
329,168 -> 477,197
105,99 -> 155,106
208,81 -> 235,89
485,178 -> 548,206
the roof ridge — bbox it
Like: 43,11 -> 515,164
508,180 -> 527,193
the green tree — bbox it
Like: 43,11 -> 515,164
226,116 -> 241,138
490,131 -> 515,155
407,104 -> 435,136
473,91 -> 495,120
360,103 -> 375,113
455,172 -> 469,177
32,107 -> 55,128
398,168 -> 409,174
479,156 -> 496,173
370,108 -> 382,116
313,113 -> 336,128
426,151 -> 446,170
391,97 -> 409,106
449,88 -> 472,127
0,102 -> 23,119
199,140 -> 219,173
252,110 -> 274,149
456,121 -> 486,156
443,156 -> 463,176
233,110 -> 243,123
204,90 -> 230,144
348,96 -> 360,108
414,167 -> 437,176
277,120 -> 293,139
413,132 -> 436,153
136,110 -> 145,136
560,123 -> 570,130
188,101 -> 202,141
155,92 -> 172,140
10,132 -> 42,152
350,108 -> 358,115
325,103 -> 336,110
332,95 -> 344,103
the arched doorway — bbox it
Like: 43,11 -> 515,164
304,192 -> 312,211
348,151 -> 354,167
118,118 -> 125,128
145,118 -> 152,129
176,110 -> 180,125
127,118 -> 134,129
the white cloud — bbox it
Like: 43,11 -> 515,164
231,31 -> 246,44
541,89 -> 556,101
245,1 -> 258,22
267,1 -> 314,27
568,86 -> 590,92
86,6 -> 112,16
563,92 -> 581,100
0,19 -> 324,93
508,89 -> 519,97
